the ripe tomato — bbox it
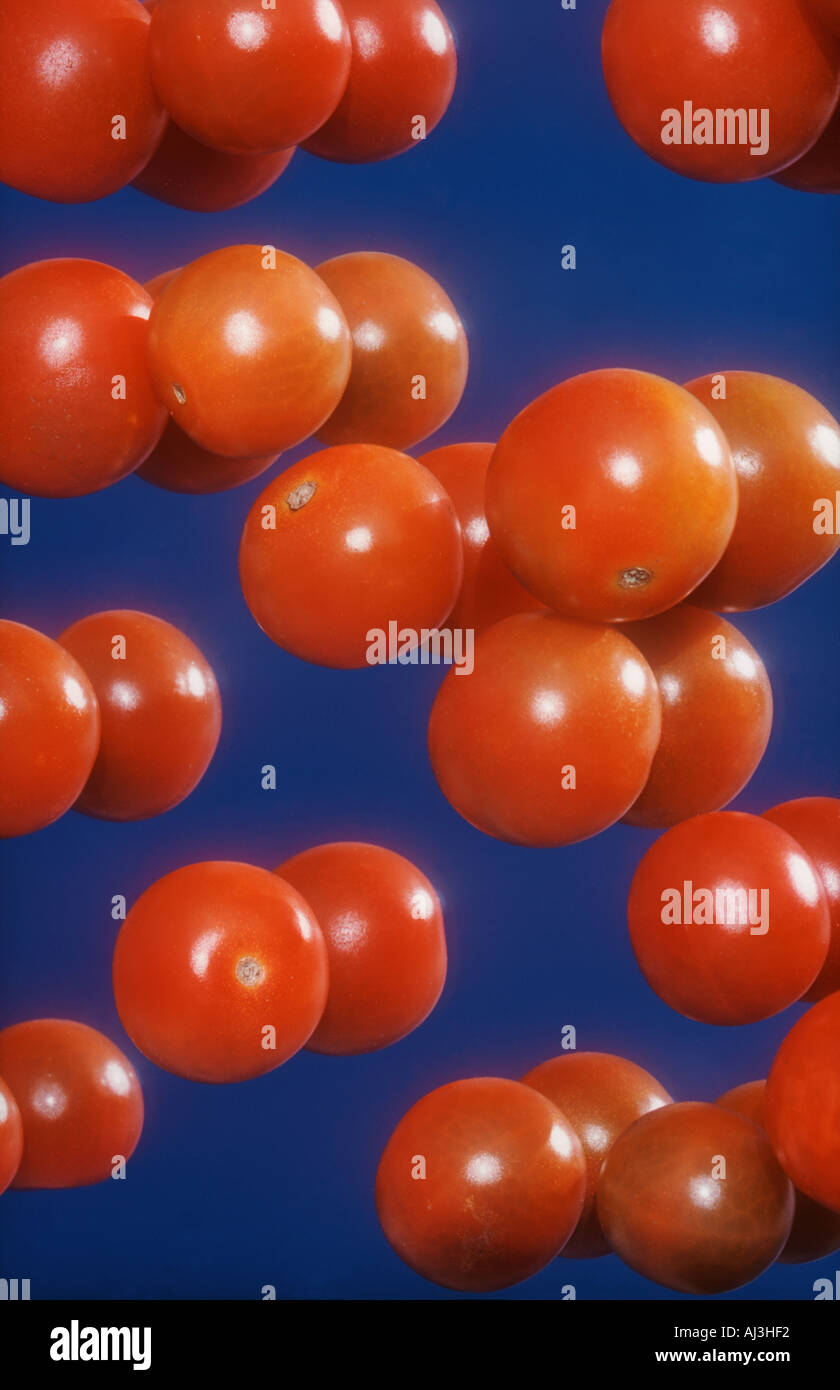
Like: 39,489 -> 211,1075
302,0 -> 457,163
485,369 -> 737,623
275,842 -> 446,1055
58,610 -> 221,822
602,0 -> 840,183
0,1077 -> 24,1196
808,0 -> 840,35
763,798 -> 840,1003
375,1077 -> 586,1292
596,1103 -> 794,1294
627,811 -> 830,1025
773,101 -> 840,193
314,253 -> 468,450
0,259 -> 167,498
685,373 -> 840,610
239,443 -> 463,668
428,612 -> 661,848
0,1020 -> 143,1189
113,862 -> 328,1083
622,606 -> 773,829
765,992 -> 840,1214
0,621 -> 100,839
132,116 -> 295,212
147,245 -> 351,457
521,1052 -> 672,1259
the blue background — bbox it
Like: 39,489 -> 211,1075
1,0 -> 839,1301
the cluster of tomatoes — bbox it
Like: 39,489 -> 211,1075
0,0 -> 457,210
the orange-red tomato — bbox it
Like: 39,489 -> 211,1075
0,1020 -> 143,1189
486,369 -> 737,622
0,1077 -> 24,1196
686,372 -> 840,610
314,252 -> 468,449
275,842 -> 446,1055
375,1078 -> 587,1292
427,612 -> 662,848
773,100 -> 840,193
0,621 -> 100,839
113,862 -> 328,1083
765,992 -> 840,1213
133,117 -> 295,211
147,245 -> 351,457
763,798 -> 840,1003
623,606 -> 773,828
239,443 -> 463,668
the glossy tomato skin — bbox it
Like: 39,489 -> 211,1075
428,612 -> 661,848
773,100 -> 840,193
627,812 -> 830,1026
113,862 -> 328,1083
763,798 -> 840,1002
0,1020 -> 143,1189
0,1077 -> 24,1195
623,606 -> 773,828
302,0 -> 457,164
375,1078 -> 587,1292
314,253 -> 468,449
0,621 -> 100,839
521,1052 -> 672,1259
59,611 -> 221,822
132,117 -> 295,211
275,842 -> 446,1054
239,443 -> 463,668
685,372 -> 840,611
148,0 -> 350,154
765,992 -> 840,1213
486,369 -> 737,622
597,1102 -> 794,1294
147,245 -> 351,457
0,259 -> 167,498
602,0 -> 840,183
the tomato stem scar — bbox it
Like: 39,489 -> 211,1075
619,567 -> 653,589
287,481 -> 317,511
172,383 -> 186,405
235,957 -> 264,986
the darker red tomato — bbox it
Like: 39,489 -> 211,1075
485,369 -> 737,622
808,0 -> 840,35
375,1077 -> 586,1292
0,1077 -> 24,1196
113,862 -> 328,1083
427,612 -> 661,847
773,101 -> 840,193
0,1020 -> 144,1189
627,811 -> 830,1025
132,116 -> 295,211
766,991 -> 840,1213
763,798 -> 840,1003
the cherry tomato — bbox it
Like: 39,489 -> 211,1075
113,862 -> 328,1083
773,100 -> 840,193
0,259 -> 167,498
0,621 -> 100,839
275,842 -> 446,1055
0,1077 -> 24,1196
58,610 -> 221,822
239,443 -> 463,668
303,0 -> 457,164
765,991 -> 840,1213
622,606 -> 773,829
685,372 -> 840,610
602,0 -> 840,183
147,245 -> 351,457
314,252 -> 468,450
485,369 -> 737,623
428,612 -> 661,847
132,116 -> 295,212
375,1077 -> 586,1292
627,811 -> 830,1026
0,1020 -> 143,1189
763,798 -> 840,1003
149,0 -> 350,154
521,1052 -> 672,1259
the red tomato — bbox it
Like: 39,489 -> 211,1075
427,612 -> 662,847
602,0 -> 840,183
763,798 -> 840,1002
596,1103 -> 794,1293
133,117 -> 295,211
375,1077 -> 586,1292
314,253 -> 468,450
521,1052 -> 672,1259
0,259 -> 167,498
766,992 -> 840,1213
0,1077 -> 24,1196
485,369 -> 737,623
239,443 -> 463,668
808,0 -> 840,35
0,1020 -> 143,1189
0,621 -> 100,839
58,610 -> 221,822
303,0 -> 457,163
275,842 -> 446,1055
147,245 -> 351,457
773,100 -> 840,193
622,606 -> 773,829
148,0 -> 350,154
627,811 -> 830,1025
685,372 -> 840,610
113,862 -> 328,1083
